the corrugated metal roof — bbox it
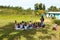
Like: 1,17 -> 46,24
47,12 -> 60,13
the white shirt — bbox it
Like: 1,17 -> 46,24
53,24 -> 57,28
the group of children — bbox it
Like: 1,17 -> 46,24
14,15 -> 57,31
14,20 -> 45,30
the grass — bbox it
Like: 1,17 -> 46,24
0,15 -> 40,27
0,8 -> 60,40
0,15 -> 60,40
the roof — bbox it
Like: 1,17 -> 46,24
46,12 -> 60,14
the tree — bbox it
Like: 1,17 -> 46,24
34,3 -> 45,10
26,8 -> 32,14
34,3 -> 46,15
39,3 -> 42,10
26,8 -> 31,11
34,3 -> 39,10
19,7 -> 23,9
58,8 -> 60,11
43,4 -> 45,10
48,6 -> 58,12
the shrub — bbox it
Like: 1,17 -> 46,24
54,20 -> 60,25
52,16 -> 56,19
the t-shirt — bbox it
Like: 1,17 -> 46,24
20,25 -> 23,29
18,25 -> 20,28
53,24 -> 57,28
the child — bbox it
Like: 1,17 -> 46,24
52,23 -> 57,31
19,23 -> 23,30
14,20 -> 18,30
16,23 -> 21,30
29,21 -> 33,29
20,21 -> 24,29
24,22 -> 28,30
32,23 -> 37,28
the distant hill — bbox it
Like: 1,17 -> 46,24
0,6 -> 33,15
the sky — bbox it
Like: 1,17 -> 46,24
0,0 -> 60,9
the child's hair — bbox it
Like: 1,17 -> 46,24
30,21 -> 32,22
18,23 -> 20,25
22,21 -> 24,23
18,23 -> 20,28
24,22 -> 27,26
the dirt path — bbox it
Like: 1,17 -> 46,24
57,26 -> 60,31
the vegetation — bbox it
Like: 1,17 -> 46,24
34,3 -> 45,10
0,3 -> 60,40
0,21 -> 60,40
54,20 -> 60,25
48,6 -> 59,12
0,6 -> 33,15
51,16 -> 56,19
34,3 -> 45,15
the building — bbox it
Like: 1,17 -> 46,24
46,12 -> 60,19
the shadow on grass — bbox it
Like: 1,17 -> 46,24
0,22 -> 15,40
38,35 -> 51,40
36,24 -> 51,34
0,22 -> 36,40
0,22 -> 57,40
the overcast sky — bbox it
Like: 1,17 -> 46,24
0,0 -> 60,9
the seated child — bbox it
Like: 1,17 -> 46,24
14,20 -> 18,30
24,22 -> 29,30
15,24 -> 18,30
52,23 -> 57,31
29,21 -> 33,29
32,23 -> 37,28
15,23 -> 20,30
20,22 -> 24,30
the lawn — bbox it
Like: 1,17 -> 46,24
0,5 -> 60,40
0,15 -> 60,40
0,15 -> 40,27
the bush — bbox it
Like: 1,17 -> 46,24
54,20 -> 60,25
52,16 -> 56,19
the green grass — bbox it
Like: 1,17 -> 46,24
0,15 -> 40,27
0,22 -> 59,40
0,15 -> 60,40
0,8 -> 60,40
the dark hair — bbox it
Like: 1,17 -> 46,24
18,23 -> 20,25
18,23 -> 20,28
24,22 -> 27,26
40,16 -> 44,21
30,21 -> 32,22
22,21 -> 24,23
